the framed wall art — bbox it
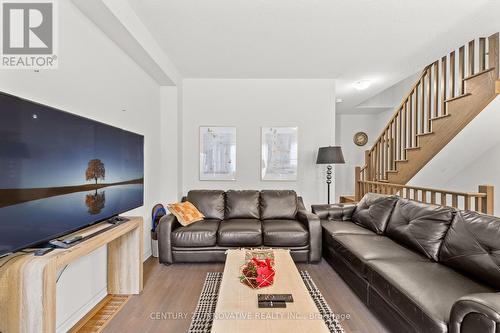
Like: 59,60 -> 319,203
261,127 -> 298,181
199,126 -> 236,180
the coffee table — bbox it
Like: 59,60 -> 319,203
211,249 -> 330,333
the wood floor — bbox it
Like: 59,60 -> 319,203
104,257 -> 389,333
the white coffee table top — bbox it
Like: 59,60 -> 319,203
211,249 -> 330,333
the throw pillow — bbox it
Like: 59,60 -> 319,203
167,201 -> 205,226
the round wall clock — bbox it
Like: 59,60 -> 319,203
353,132 -> 368,146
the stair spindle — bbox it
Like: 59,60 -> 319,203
441,56 -> 447,115
488,33 -> 499,78
441,193 -> 447,206
433,61 -> 439,118
449,51 -> 456,99
458,46 -> 465,94
396,112 -> 400,161
468,40 -> 475,76
479,38 -> 486,71
392,120 -> 396,169
408,95 -> 412,147
412,91 -> 417,146
379,141 -> 383,181
376,141 -> 380,180
426,67 -> 432,132
464,195 -> 471,210
384,130 -> 388,178
387,126 -> 391,174
402,103 -> 407,158
419,75 -> 424,134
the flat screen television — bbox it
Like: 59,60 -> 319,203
0,92 -> 144,256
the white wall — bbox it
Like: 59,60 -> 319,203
0,1 -> 165,331
335,108 -> 395,199
181,79 -> 336,207
410,96 -> 500,215
160,86 -> 182,202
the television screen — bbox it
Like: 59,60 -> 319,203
0,92 -> 144,256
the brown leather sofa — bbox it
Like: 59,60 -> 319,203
158,190 -> 321,264
313,193 -> 500,333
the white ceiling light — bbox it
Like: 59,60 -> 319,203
353,80 -> 372,90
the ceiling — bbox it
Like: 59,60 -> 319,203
126,0 -> 500,113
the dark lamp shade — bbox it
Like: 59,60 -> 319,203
316,146 -> 345,164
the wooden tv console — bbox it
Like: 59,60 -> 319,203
0,216 -> 143,333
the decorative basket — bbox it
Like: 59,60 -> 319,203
239,250 -> 275,289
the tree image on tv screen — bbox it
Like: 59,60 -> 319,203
85,191 -> 105,215
86,159 -> 105,185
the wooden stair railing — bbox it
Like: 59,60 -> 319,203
354,33 -> 500,201
355,180 -> 494,215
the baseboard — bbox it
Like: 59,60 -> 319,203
143,249 -> 152,262
56,288 -> 108,333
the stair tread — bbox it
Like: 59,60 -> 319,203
464,67 -> 496,81
405,146 -> 421,151
386,170 -> 398,173
430,114 -> 451,121
395,159 -> 408,162
416,131 -> 434,137
444,93 -> 472,103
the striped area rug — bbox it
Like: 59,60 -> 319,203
188,271 -> 344,333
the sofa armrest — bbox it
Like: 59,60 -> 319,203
157,214 -> 181,265
296,209 -> 322,263
449,293 -> 500,333
311,203 -> 356,221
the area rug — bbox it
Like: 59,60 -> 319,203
188,271 -> 345,333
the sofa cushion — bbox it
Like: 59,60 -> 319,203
187,190 -> 225,220
368,259 -> 494,333
262,220 -> 309,247
334,234 -> 427,262
385,199 -> 454,261
217,219 -> 262,246
322,220 -> 376,236
225,190 -> 260,219
327,233 -> 427,278
260,190 -> 298,220
171,219 -> 220,247
352,193 -> 398,234
439,210 -> 500,289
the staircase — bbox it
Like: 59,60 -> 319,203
355,33 -> 500,200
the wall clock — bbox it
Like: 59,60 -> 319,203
353,132 -> 368,146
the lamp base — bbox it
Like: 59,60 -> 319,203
326,165 -> 332,204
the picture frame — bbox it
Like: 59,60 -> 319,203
261,127 -> 298,181
199,126 -> 236,181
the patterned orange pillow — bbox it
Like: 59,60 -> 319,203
167,201 -> 205,226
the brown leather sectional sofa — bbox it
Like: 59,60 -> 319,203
313,193 -> 500,333
158,190 -> 321,264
